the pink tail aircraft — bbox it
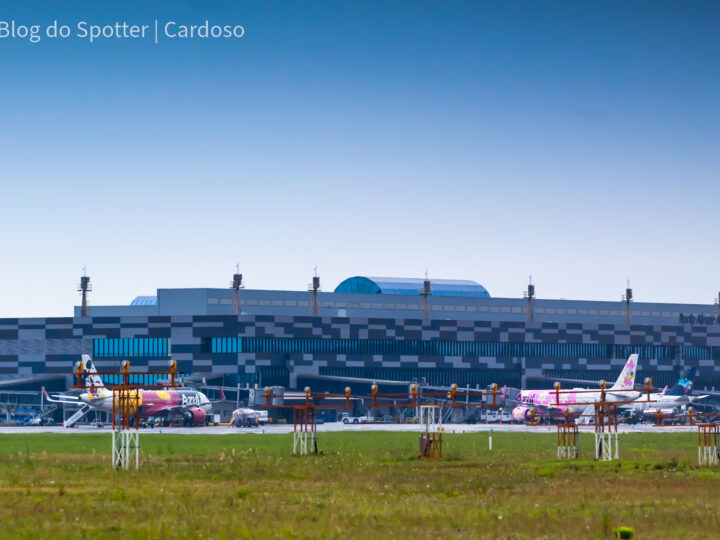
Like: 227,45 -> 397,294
511,354 -> 640,423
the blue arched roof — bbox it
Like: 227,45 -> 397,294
334,276 -> 490,298
130,296 -> 158,306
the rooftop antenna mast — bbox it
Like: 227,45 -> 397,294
420,270 -> 431,321
231,263 -> 243,316
623,279 -> 633,326
524,275 -> 535,323
78,267 -> 92,317
309,266 -> 320,317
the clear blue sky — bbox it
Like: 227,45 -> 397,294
1,1 -> 718,316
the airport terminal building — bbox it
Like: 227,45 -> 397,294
2,275 -> 720,401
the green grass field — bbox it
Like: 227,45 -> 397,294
1,431 -> 719,539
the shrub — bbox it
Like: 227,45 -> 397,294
613,526 -> 634,539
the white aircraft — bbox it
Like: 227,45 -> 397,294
43,355 -> 213,427
623,367 -> 708,419
511,354 -> 640,423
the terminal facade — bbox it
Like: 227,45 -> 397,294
1,276 -> 720,395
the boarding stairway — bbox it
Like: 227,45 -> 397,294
63,404 -> 91,428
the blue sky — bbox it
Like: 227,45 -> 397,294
1,1 -> 719,316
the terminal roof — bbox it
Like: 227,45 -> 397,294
334,276 -> 490,297
130,296 -> 158,306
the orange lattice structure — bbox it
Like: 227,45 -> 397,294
259,382 -> 503,458
71,359 -> 183,469
557,410 -> 579,459
366,382 -> 502,459
697,423 -> 720,466
261,386 -> 353,455
419,431 -> 443,459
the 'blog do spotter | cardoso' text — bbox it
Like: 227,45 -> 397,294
0,20 -> 245,44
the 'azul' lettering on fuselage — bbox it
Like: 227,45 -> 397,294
181,393 -> 202,407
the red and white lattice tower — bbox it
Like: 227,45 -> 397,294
697,423 -> 720,466
292,388 -> 317,456
418,402 -> 443,459
593,382 -> 619,461
557,409 -> 579,459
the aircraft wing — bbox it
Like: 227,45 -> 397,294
42,386 -> 82,405
607,390 -> 641,399
687,389 -> 720,398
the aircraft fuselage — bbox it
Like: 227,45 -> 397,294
79,388 -> 211,420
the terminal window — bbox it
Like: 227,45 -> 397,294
212,336 -> 686,361
212,337 -> 242,353
93,337 -> 170,358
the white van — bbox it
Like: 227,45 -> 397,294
486,410 -> 511,423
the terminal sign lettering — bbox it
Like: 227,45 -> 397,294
678,313 -> 720,326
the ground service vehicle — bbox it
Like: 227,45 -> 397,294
341,413 -> 373,424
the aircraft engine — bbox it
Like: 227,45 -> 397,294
511,406 -> 534,423
185,407 -> 207,425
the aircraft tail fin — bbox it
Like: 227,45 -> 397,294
665,366 -> 695,397
610,354 -> 638,390
81,354 -> 105,389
